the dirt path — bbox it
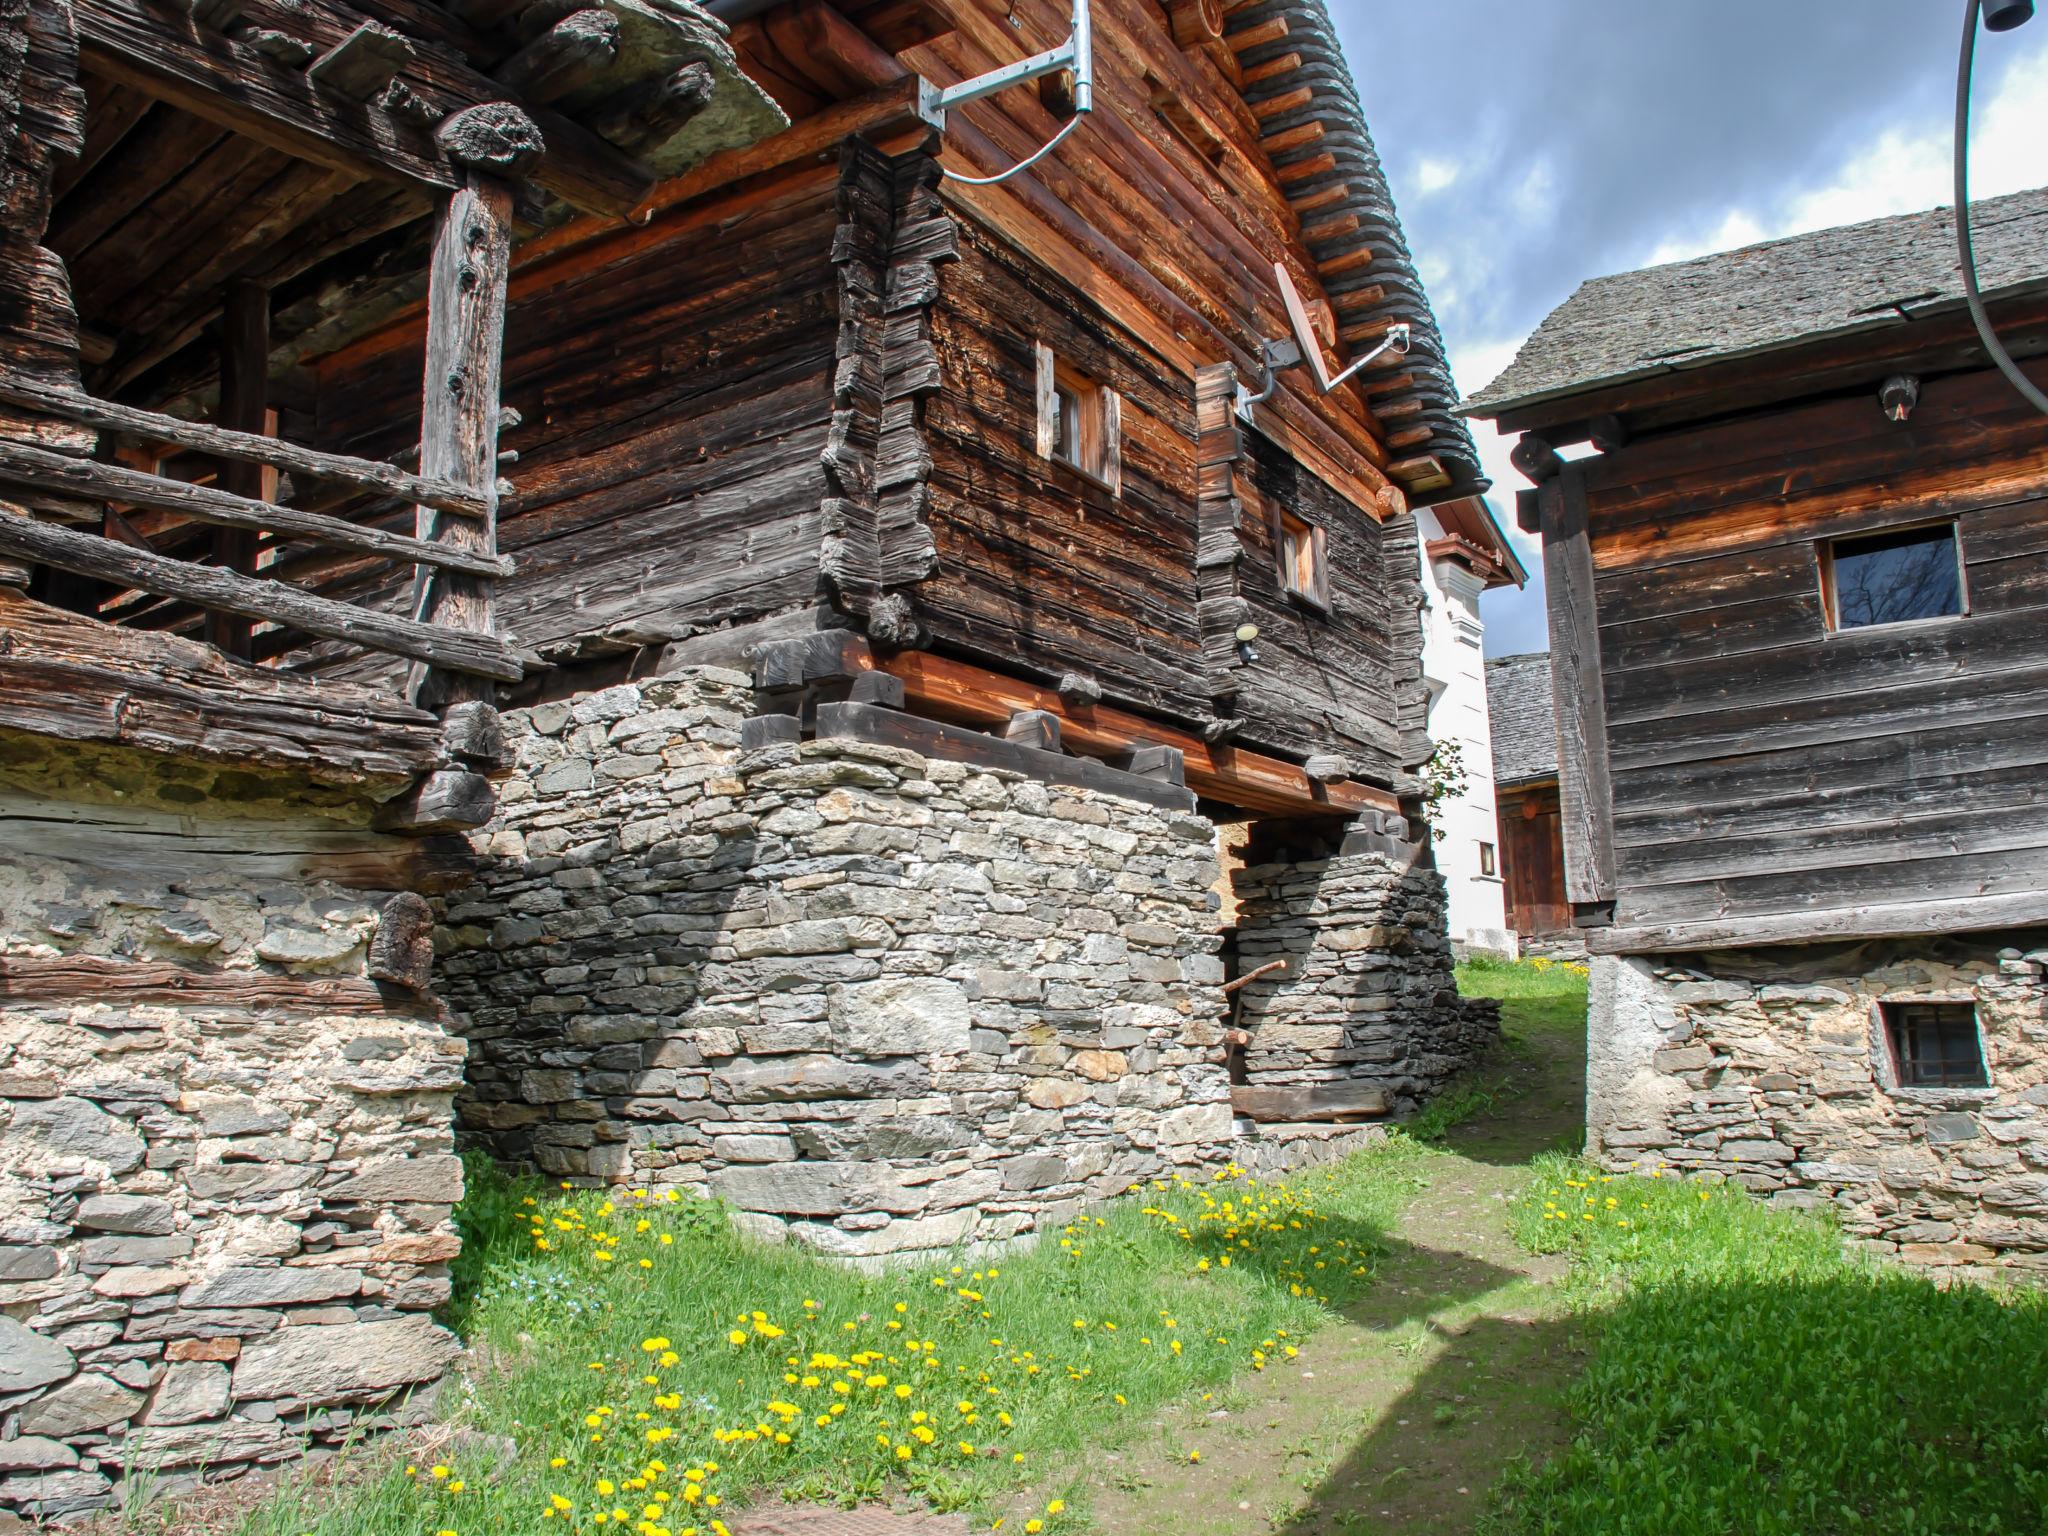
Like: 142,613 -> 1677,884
1071,992 -> 1590,1536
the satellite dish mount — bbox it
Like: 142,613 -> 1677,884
1241,261 -> 1411,414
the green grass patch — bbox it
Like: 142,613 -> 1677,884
1490,1153 -> 2048,1535
242,1141 -> 1432,1536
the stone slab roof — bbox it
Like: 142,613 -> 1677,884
1463,185 -> 2048,418
1486,651 -> 1555,788
1228,0 -> 1484,497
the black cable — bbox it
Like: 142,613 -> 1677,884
1955,0 -> 2048,414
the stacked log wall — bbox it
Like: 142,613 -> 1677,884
312,161 -> 850,664
1580,359 -> 2048,942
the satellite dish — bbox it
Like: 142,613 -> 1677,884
1240,263 -> 1411,414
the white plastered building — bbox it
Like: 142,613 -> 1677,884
1412,495 -> 1525,958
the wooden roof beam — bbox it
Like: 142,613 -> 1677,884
77,0 -> 470,193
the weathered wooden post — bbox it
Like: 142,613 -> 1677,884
408,102 -> 541,714
384,104 -> 541,833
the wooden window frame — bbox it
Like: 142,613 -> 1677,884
1879,998 -> 1990,1090
1818,518 -> 1968,635
1272,503 -> 1329,609
1478,841 -> 1497,878
1034,342 -> 1121,495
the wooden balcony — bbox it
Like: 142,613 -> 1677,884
0,369 -> 525,689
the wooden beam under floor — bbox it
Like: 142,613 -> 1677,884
874,649 -> 1399,820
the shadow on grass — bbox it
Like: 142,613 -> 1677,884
1275,1266 -> 2048,1536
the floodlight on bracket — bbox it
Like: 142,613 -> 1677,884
1239,260 -> 1411,414
922,0 -> 1094,186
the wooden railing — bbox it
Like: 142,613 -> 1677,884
0,369 -> 525,686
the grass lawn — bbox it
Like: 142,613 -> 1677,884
1491,1156 -> 2048,1531
235,1140 -> 1433,1536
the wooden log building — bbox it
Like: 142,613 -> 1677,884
0,0 -> 1499,1504
1465,188 -> 2048,1278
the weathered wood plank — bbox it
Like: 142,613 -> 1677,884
1540,466 -> 1615,903
0,509 -> 524,679
409,173 -> 513,708
0,371 -> 492,518
0,953 -> 442,1016
0,588 -> 442,782
0,439 -> 512,576
1230,1083 -> 1389,1123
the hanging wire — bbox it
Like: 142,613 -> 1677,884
940,114 -> 1084,188
1955,0 -> 2048,415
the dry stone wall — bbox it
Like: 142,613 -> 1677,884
442,672 -> 1244,1260
0,737 -> 465,1523
1233,844 -> 1497,1113
1588,936 -> 2048,1280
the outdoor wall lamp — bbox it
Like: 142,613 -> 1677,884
1880,375 -> 1921,423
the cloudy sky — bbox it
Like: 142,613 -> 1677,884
1327,0 -> 2048,656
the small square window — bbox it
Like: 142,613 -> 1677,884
1823,523 -> 1965,631
1478,841 -> 1496,877
1035,342 -> 1120,492
1276,507 -> 1328,607
1881,1000 -> 1988,1088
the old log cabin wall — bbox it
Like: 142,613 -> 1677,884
1464,195 -> 2048,1278
294,0 -> 1498,1237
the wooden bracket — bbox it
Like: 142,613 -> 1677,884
367,892 -> 436,992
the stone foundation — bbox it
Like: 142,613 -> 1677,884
1233,840 -> 1498,1114
443,671 -> 1490,1260
1588,935 -> 2048,1280
0,737 -> 465,1522
442,671 -> 1239,1258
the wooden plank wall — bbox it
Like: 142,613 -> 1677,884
313,161 -> 846,661
1496,780 -> 1568,937
1581,359 -> 2048,941
1231,426 -> 1411,778
920,209 -> 1208,721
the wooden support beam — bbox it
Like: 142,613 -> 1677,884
207,280 -> 267,660
494,9 -> 619,105
0,509 -> 524,679
1250,84 -> 1311,119
1259,121 -> 1322,156
1228,16 -> 1288,51
1231,1083 -> 1389,1123
0,440 -> 513,576
1239,50 -> 1300,85
0,371 -> 492,519
0,953 -> 440,1017
1274,150 -> 1333,185
77,0 -> 468,193
876,651 -> 1399,818
1538,466 -> 1615,904
410,173 -> 514,709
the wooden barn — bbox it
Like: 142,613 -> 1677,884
0,0 -> 1496,1507
1483,650 -> 1574,953
1464,188 -> 2048,1278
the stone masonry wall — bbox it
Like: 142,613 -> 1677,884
0,738 -> 465,1522
1233,848 -> 1498,1113
442,672 -> 1241,1261
1588,935 -> 2048,1281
